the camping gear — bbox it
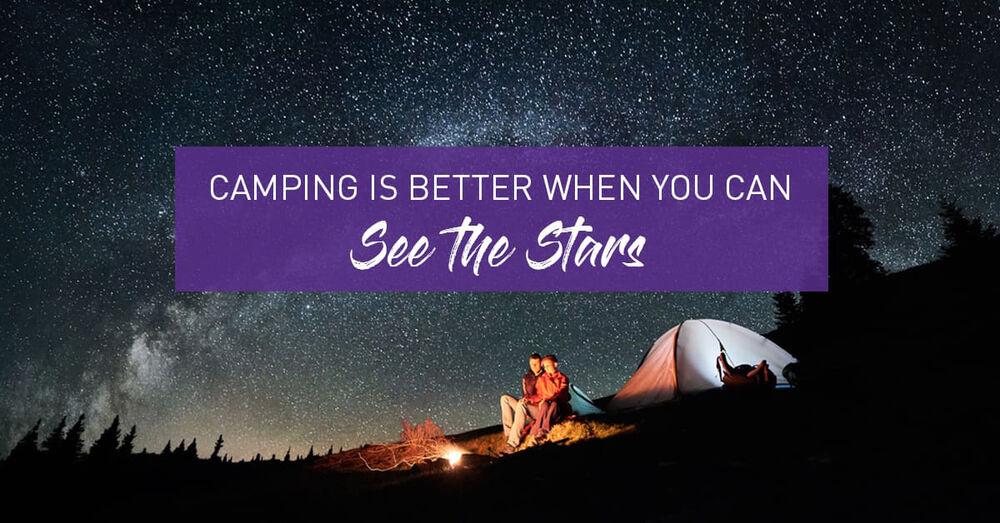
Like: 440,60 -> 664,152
608,319 -> 797,410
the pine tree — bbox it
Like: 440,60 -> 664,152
41,416 -> 67,454
161,440 -> 172,455
210,435 -> 224,461
800,185 -> 884,316
185,438 -> 198,459
119,425 -> 137,456
326,445 -> 333,456
773,292 -> 802,328
938,199 -> 1000,259
828,185 -> 884,284
283,448 -> 291,462
174,439 -> 186,455
89,415 -> 121,459
7,419 -> 42,462
62,414 -> 86,461
306,446 -> 314,460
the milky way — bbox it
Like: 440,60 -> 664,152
2,1 -> 997,459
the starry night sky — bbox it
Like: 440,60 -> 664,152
2,1 -> 998,459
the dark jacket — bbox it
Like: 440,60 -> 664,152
522,371 -> 541,402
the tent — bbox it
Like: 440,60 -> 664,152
608,319 -> 797,410
568,384 -> 603,416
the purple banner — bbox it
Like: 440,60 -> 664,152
175,147 -> 827,291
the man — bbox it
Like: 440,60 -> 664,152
524,354 -> 571,446
499,353 -> 543,454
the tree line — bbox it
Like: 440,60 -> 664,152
3,414 -> 342,466
772,187 -> 1000,329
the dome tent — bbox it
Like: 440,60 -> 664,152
568,384 -> 602,416
608,319 -> 797,411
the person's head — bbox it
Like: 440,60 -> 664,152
528,353 -> 542,374
541,354 -> 559,374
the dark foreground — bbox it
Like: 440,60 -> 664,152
2,387 -> 998,521
4,257 -> 999,521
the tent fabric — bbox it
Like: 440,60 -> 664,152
605,326 -> 680,411
607,319 -> 797,410
568,384 -> 603,416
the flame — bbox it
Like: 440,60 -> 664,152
444,449 -> 463,467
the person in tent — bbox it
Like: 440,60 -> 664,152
499,353 -> 544,454
524,354 -> 571,447
716,353 -> 775,389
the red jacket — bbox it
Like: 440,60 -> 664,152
527,371 -> 570,404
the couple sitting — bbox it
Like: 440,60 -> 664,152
499,353 -> 571,454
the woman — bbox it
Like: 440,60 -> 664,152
523,354 -> 571,446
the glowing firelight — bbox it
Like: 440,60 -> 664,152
445,449 -> 463,467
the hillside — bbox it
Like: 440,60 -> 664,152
3,255 -> 998,521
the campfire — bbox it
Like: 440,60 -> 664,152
314,418 -> 466,472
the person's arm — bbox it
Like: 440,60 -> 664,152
521,375 -> 528,398
747,360 -> 768,377
541,374 -> 568,401
717,354 -> 734,374
557,374 -> 570,402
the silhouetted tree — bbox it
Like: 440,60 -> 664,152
800,185 -> 884,316
326,445 -> 333,456
161,441 -> 172,455
254,453 -> 262,463
773,292 -> 802,328
210,435 -> 224,461
185,438 -> 198,459
283,448 -> 291,462
62,414 -> 86,461
270,454 -> 276,462
174,439 -> 186,456
41,416 -> 67,454
89,415 -> 121,459
938,199 -> 1000,260
119,425 -> 137,456
7,419 -> 42,462
828,185 -> 884,284
306,446 -> 314,460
